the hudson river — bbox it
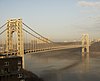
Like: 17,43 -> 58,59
25,48 -> 100,81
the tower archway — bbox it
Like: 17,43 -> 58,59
6,19 -> 24,56
6,19 -> 24,68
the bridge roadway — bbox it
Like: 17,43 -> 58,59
25,44 -> 82,54
0,44 -> 82,55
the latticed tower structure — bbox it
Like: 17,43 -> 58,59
82,34 -> 90,54
6,19 -> 24,68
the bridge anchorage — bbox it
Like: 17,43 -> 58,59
82,34 -> 90,55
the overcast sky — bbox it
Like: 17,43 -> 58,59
0,0 -> 100,42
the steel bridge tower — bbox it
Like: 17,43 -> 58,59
82,34 -> 89,54
6,19 -> 24,67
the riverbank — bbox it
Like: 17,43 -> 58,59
22,69 -> 43,81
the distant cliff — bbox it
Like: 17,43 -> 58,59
90,42 -> 100,52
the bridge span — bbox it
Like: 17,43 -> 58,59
0,18 -> 91,68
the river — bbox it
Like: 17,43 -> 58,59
24,48 -> 100,81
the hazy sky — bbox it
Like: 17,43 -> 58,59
0,0 -> 100,41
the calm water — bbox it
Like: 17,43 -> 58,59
24,49 -> 100,81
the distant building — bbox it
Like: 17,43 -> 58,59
0,55 -> 24,81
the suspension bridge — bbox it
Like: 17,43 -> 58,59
0,18 -> 90,68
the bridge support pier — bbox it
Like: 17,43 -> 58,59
82,34 -> 90,54
82,47 -> 89,53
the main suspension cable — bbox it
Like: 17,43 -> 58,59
0,28 -> 7,35
22,28 -> 49,43
0,23 -> 7,30
22,22 -> 54,43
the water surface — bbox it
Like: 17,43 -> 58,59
25,49 -> 100,81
